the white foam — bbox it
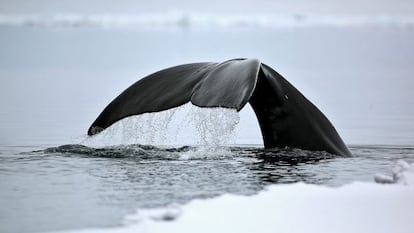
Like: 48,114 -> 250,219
1,13 -> 414,29
178,146 -> 234,160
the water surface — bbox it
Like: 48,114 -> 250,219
1,144 -> 413,233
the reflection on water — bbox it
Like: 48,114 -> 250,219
1,144 -> 414,233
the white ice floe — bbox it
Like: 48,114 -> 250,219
57,161 -> 414,233
375,160 -> 414,185
2,13 -> 414,29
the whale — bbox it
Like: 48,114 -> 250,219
88,58 -> 351,156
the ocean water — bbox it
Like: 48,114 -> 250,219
1,25 -> 414,146
1,144 -> 414,233
1,15 -> 414,233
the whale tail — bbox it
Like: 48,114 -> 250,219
88,58 -> 351,156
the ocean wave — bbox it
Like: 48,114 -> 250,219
1,13 -> 414,29
35,143 -> 335,162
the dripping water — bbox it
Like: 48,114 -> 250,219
81,103 -> 240,154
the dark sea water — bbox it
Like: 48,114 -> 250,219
0,144 -> 413,233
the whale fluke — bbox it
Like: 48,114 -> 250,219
88,58 -> 351,156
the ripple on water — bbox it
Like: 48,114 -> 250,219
1,144 -> 414,233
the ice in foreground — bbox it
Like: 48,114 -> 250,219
58,162 -> 414,233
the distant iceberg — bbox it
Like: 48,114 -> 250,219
1,13 -> 414,29
56,161 -> 414,233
